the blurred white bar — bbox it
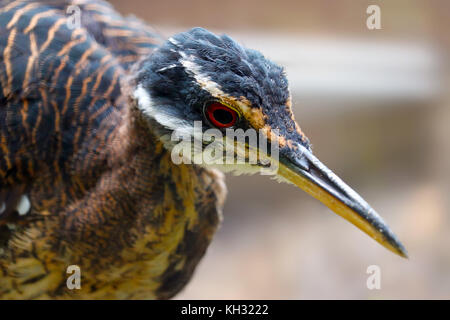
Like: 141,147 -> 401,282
235,33 -> 442,104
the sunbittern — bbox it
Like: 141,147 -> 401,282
0,0 -> 407,299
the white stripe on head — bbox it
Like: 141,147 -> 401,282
133,85 -> 194,137
178,52 -> 225,98
156,64 -> 177,72
168,37 -> 180,46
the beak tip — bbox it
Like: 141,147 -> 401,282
397,245 -> 409,259
394,246 -> 408,259
386,235 -> 408,259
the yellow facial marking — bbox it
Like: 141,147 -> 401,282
285,96 -> 307,141
261,124 -> 287,148
227,98 -> 267,130
286,139 -> 298,150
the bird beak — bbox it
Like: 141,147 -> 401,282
277,143 -> 408,258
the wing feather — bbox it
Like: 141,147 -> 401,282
0,0 -> 159,223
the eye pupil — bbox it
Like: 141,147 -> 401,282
213,109 -> 233,125
205,102 -> 238,128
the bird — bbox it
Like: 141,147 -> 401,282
0,0 -> 407,299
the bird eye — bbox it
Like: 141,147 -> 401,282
204,101 -> 238,128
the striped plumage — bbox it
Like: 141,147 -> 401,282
0,0 -> 408,300
0,0 -> 225,299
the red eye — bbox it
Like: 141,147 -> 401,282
205,102 -> 238,128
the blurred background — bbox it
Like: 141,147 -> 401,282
110,0 -> 449,299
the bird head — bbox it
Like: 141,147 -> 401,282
132,27 -> 407,258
